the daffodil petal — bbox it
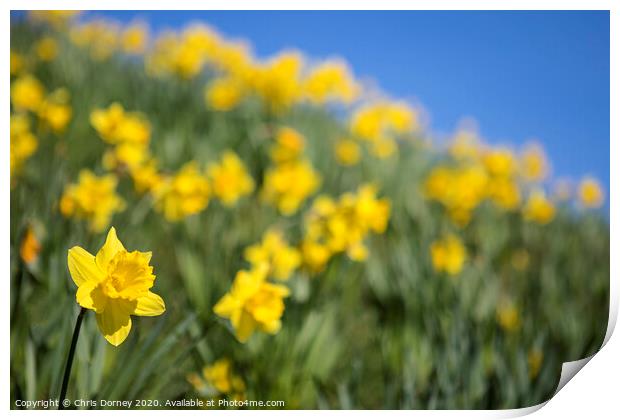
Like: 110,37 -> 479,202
95,227 -> 126,270
95,305 -> 132,346
76,283 -> 107,312
68,246 -> 104,287
233,310 -> 257,343
133,291 -> 165,316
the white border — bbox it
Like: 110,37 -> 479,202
3,2 -> 616,419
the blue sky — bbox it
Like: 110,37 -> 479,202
77,11 -> 611,193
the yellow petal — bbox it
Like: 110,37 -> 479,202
95,227 -> 126,270
133,291 -> 165,316
68,246 -> 105,287
95,304 -> 132,346
76,283 -> 107,312
233,310 -> 257,343
213,293 -> 238,317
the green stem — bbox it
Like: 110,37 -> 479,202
58,307 -> 86,410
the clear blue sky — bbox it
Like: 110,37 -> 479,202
74,11 -> 613,193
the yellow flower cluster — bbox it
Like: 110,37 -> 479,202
10,114 -> 38,178
425,131 -> 564,226
153,162 -> 211,222
301,184 -> 391,272
578,177 -> 604,208
430,234 -> 467,276
10,73 -> 72,181
28,10 -> 80,29
69,18 -> 149,61
350,101 -> 418,159
187,358 -> 246,400
261,128 -> 321,215
244,229 -> 301,281
60,170 -> 126,232
214,264 -> 290,342
208,151 -> 255,207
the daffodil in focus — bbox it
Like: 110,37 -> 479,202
11,74 -> 45,112
60,170 -> 126,232
578,177 -> 604,208
430,234 -> 467,276
213,264 -> 290,343
244,229 -> 301,281
335,139 -> 361,166
523,190 -> 556,225
153,162 -> 210,221
208,151 -> 254,206
67,227 -> 165,346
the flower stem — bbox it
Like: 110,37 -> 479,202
58,307 -> 86,410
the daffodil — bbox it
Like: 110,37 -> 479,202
20,226 -> 41,265
430,234 -> 467,276
302,60 -> 359,104
213,264 -> 290,342
34,36 -> 58,61
523,190 -> 556,224
270,127 -> 306,164
207,151 -> 254,206
10,114 -> 38,177
205,77 -> 246,111
244,229 -> 301,281
11,74 -> 45,112
335,139 -> 361,166
59,170 -> 125,232
67,227 -> 165,346
153,162 -> 210,221
578,177 -> 604,208
261,160 -> 321,215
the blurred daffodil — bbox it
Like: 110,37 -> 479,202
153,162 -> 210,221
578,177 -> 604,208
208,151 -> 254,206
244,229 -> 301,281
60,170 -> 125,232
430,234 -> 467,276
214,264 -> 290,343
523,190 -> 556,225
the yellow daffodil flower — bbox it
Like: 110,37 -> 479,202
578,177 -> 604,208
523,190 -> 556,224
153,162 -> 210,221
67,227 -> 165,346
207,151 -> 254,206
60,170 -> 125,232
430,234 -> 467,276
213,264 -> 290,343
244,229 -> 301,281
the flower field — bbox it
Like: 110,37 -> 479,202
10,11 -> 609,409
